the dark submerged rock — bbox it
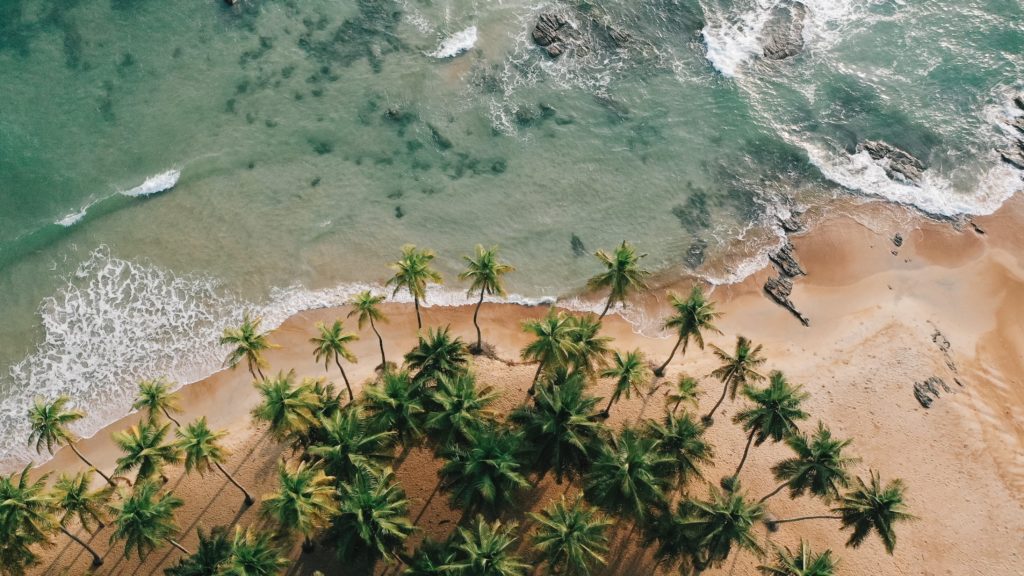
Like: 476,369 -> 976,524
764,276 -> 810,326
999,146 -> 1024,170
862,140 -> 925,184
761,1 -> 807,60
532,13 -> 575,57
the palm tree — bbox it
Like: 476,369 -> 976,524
222,526 -> 288,575
164,525 -> 231,576
403,537 -> 457,576
387,244 -> 443,330
460,245 -> 515,352
27,395 -> 115,487
673,487 -> 764,571
510,370 -> 605,484
260,460 -> 339,552
404,326 -> 469,384
0,466 -> 57,568
306,405 -> 395,482
706,336 -> 766,424
760,422 -> 857,503
310,320 -> 360,401
109,479 -> 189,558
759,541 -> 837,576
583,428 -> 673,521
654,286 -> 722,377
425,372 -> 499,446
175,417 -> 254,506
349,290 -> 389,370
443,515 -> 529,576
251,370 -> 320,443
362,369 -> 426,446
644,411 -> 714,488
588,241 -> 650,319
439,426 -> 529,516
133,378 -> 183,427
530,496 -> 612,576
521,310 -> 579,394
728,371 -> 809,487
113,421 -> 182,484
566,314 -> 613,377
599,349 -> 651,416
667,375 -> 701,414
329,467 -> 414,564
220,314 -> 275,380
51,470 -> 112,535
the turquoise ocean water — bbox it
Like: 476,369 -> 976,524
1,0 -> 1022,466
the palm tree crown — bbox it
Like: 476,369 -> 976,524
260,460 -> 338,548
307,405 -> 395,482
759,541 -> 838,576
310,319 -> 359,401
220,314 -> 275,380
329,467 -> 414,563
729,371 -> 809,483
706,336 -> 766,423
113,421 -> 182,483
348,290 -> 389,368
222,526 -> 288,576
460,245 -> 515,352
673,487 -> 764,571
109,479 -> 187,559
439,425 -> 529,515
133,378 -> 183,427
362,370 -> 427,445
599,349 -> 651,416
443,515 -> 529,576
251,370 -> 320,443
765,422 -> 857,502
833,471 -> 914,554
583,428 -> 673,521
644,410 -> 714,487
588,241 -> 650,318
387,244 -> 443,329
521,310 -> 579,392
404,326 -> 469,384
165,525 -> 231,576
51,470 -> 111,533
530,496 -> 612,576
655,285 -> 722,376
667,375 -> 701,414
566,314 -> 613,377
425,372 -> 499,447
0,466 -> 54,553
175,417 -> 254,505
27,395 -> 82,455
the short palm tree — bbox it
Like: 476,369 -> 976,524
361,370 -> 426,446
566,314 -> 613,377
176,417 -> 254,506
222,526 -> 289,575
521,310 -> 579,394
329,467 -> 414,564
425,372 -> 499,447
403,537 -> 457,576
51,470 -> 112,536
220,314 -> 275,380
306,405 -> 395,482
439,426 -> 529,516
654,286 -> 722,377
27,395 -> 115,486
530,496 -> 612,576
109,479 -> 189,558
673,487 -> 764,571
760,422 -> 856,503
349,290 -> 389,369
133,378 -> 183,427
510,370 -> 605,484
443,515 -> 529,576
728,371 -> 809,487
583,428 -> 673,521
644,411 -> 714,488
113,421 -> 182,484
460,245 -> 515,353
164,525 -> 231,576
706,336 -> 766,424
599,349 -> 651,416
251,370 -> 320,443
759,541 -> 837,576
260,460 -> 339,552
0,467 -> 57,566
667,375 -> 701,414
404,325 -> 469,384
387,244 -> 443,330
588,241 -> 650,319
310,320 -> 359,401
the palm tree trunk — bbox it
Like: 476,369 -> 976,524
69,443 -> 116,487
673,399 -> 682,414
167,538 -> 191,555
758,480 -> 791,503
654,334 -> 684,376
603,394 -> 616,416
215,461 -> 255,506
60,526 -> 103,566
414,297 -> 422,330
472,289 -> 485,353
369,317 -> 387,369
335,358 -> 354,401
769,514 -> 841,526
161,407 -> 181,428
256,366 -> 266,380
733,429 -> 756,480
527,361 -> 544,395
704,381 -> 730,424
599,294 -> 614,319
302,535 -> 315,553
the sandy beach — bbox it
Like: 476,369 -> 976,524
24,195 -> 1024,576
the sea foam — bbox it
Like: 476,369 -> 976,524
120,169 -> 181,197
429,26 -> 477,59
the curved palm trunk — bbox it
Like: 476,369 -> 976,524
167,538 -> 191,555
599,294 -> 614,319
704,380 -> 731,424
602,393 -> 617,416
334,358 -> 354,401
655,334 -> 686,376
472,289 -> 485,353
369,316 -> 387,369
215,461 -> 255,506
414,297 -> 422,330
69,443 -> 116,487
769,514 -> 841,526
161,407 -> 181,428
758,480 -> 791,503
732,429 -> 756,481
527,361 -> 545,396
60,526 -> 103,566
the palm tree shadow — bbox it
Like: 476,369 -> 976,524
40,533 -> 79,575
412,478 -> 444,527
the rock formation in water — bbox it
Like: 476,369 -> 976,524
533,14 -> 574,57
862,140 -> 925,184
769,241 -> 805,277
761,1 -> 807,60
764,276 -> 810,326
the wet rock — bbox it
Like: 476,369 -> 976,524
1015,94 -> 1024,111
764,276 -> 810,326
607,26 -> 631,46
761,1 -> 807,60
999,146 -> 1024,170
532,14 -> 574,57
570,234 -> 586,257
225,0 -> 239,5
769,241 -> 805,277
913,376 -> 951,409
892,233 -> 903,247
862,140 -> 925,183
779,214 -> 804,233
1008,116 -> 1024,135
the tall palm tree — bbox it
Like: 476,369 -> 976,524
583,428 -> 673,521
0,466 -> 57,568
349,290 -> 389,369
673,487 -> 764,571
260,460 -> 339,552
310,320 -> 359,401
706,336 -> 766,424
599,349 -> 651,416
220,314 -> 275,380
361,370 -> 426,446
530,496 -> 612,576
667,375 -> 701,414
164,525 -> 231,576
404,326 -> 469,384
175,417 -> 254,506
51,470 -> 112,535
425,372 -> 499,447
588,241 -> 650,319
387,244 -> 443,330
329,467 -> 414,564
251,370 -> 320,443
439,426 -> 529,516
644,411 -> 714,488
521,310 -> 579,394
728,371 -> 809,487
133,378 -> 183,427
760,422 -> 857,503
758,541 -> 837,576
27,395 -> 115,487
222,526 -> 288,575
566,314 -> 613,377
510,370 -> 605,484
443,515 -> 529,576
654,286 -> 722,377
109,479 -> 189,558
113,421 -> 182,484
306,406 -> 395,482
459,245 -> 515,352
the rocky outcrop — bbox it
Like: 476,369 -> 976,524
913,376 -> 951,409
1015,94 -> 1024,111
761,2 -> 807,60
999,146 -> 1024,170
769,241 -> 805,277
779,214 -> 804,234
532,14 -> 574,57
1009,116 -> 1024,135
892,233 -> 903,247
862,140 -> 925,184
764,276 -> 810,326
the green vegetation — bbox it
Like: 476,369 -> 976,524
459,245 -> 515,352
655,285 -> 722,377
133,378 -> 183,427
388,244 -> 443,330
587,241 -> 650,319
220,314 -> 275,380
310,320 -> 359,401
